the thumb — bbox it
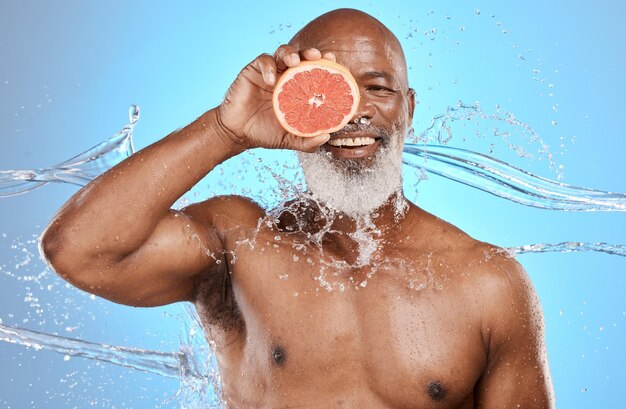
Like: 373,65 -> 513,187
283,133 -> 330,153
298,133 -> 331,152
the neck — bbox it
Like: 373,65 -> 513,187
321,190 -> 408,232
277,191 -> 411,266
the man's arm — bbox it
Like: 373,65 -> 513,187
40,46 -> 331,307
474,256 -> 555,408
40,109 -> 243,306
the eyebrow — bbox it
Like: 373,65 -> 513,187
361,70 -> 395,81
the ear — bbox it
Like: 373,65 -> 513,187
406,88 -> 416,124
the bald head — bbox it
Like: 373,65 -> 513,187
290,9 -> 409,89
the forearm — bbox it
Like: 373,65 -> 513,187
42,108 -> 242,262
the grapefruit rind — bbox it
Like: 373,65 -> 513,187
272,60 -> 360,137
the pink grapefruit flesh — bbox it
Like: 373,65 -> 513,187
272,59 -> 360,137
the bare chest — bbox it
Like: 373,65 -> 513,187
205,242 -> 487,408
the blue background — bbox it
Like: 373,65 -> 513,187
1,1 -> 624,407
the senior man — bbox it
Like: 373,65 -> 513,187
41,8 -> 554,408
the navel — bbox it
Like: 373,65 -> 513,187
426,380 -> 447,401
271,346 -> 287,367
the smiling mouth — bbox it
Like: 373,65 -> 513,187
323,134 -> 383,159
327,136 -> 378,148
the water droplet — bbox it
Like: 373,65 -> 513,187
128,104 -> 140,124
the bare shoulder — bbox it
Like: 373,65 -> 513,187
459,247 -> 554,406
435,224 -> 553,404
462,241 -> 550,387
410,205 -> 542,344
182,194 -> 266,235
469,244 -> 541,337
445,231 -> 541,343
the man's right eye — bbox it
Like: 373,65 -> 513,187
366,86 -> 397,95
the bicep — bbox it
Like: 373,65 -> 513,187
475,259 -> 555,408
82,195 -> 264,307
68,200 -> 224,307
106,206 -> 224,306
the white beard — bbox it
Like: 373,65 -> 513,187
297,128 -> 406,219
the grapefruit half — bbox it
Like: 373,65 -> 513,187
272,59 -> 360,137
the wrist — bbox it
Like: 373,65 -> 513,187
199,108 -> 247,159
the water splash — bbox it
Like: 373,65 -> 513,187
0,105 -> 137,197
0,322 -> 187,379
177,304 -> 223,408
508,241 -> 626,257
0,304 -> 223,408
403,144 -> 626,212
413,102 -> 564,178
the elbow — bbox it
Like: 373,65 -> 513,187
39,227 -> 101,293
40,223 -> 126,300
39,224 -> 62,269
39,222 -> 86,281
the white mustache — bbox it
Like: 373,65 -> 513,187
332,123 -> 387,138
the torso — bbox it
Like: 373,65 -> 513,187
195,199 -> 501,408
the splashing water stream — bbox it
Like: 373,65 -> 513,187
403,144 -> 626,212
0,322 -> 185,380
0,105 -> 624,406
0,105 -> 137,197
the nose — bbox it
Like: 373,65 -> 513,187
350,94 -> 375,124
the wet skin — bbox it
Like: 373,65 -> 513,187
194,197 -> 536,408
40,9 -> 554,409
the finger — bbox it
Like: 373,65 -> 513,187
301,48 -> 322,61
274,44 -> 300,71
255,53 -> 277,86
300,133 -> 331,152
283,133 -> 330,153
322,52 -> 336,62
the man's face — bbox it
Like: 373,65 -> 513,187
302,25 -> 415,165
294,14 -> 415,217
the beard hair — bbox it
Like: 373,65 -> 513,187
297,122 -> 406,219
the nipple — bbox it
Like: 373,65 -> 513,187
426,380 -> 447,401
271,346 -> 286,367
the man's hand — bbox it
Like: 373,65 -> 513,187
216,45 -> 335,153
